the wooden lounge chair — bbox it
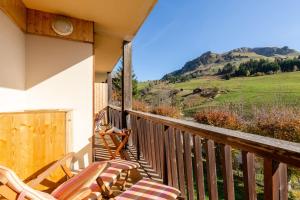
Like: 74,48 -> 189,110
94,108 -> 131,160
25,153 -> 140,198
0,162 -> 109,200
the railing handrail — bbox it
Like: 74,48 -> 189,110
108,104 -> 122,111
109,107 -> 300,168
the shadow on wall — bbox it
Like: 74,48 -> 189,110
22,137 -> 93,192
25,35 -> 93,89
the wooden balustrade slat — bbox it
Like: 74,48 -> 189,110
150,121 -> 156,170
242,151 -> 256,200
158,124 -> 166,181
205,139 -> 218,200
138,118 -> 144,159
136,117 -> 142,160
169,128 -> 179,189
279,163 -> 288,200
221,144 -> 235,200
133,116 -> 139,157
151,122 -> 156,172
175,130 -> 186,197
154,123 -> 160,175
133,116 -> 138,148
164,126 -> 173,186
184,133 -> 195,200
148,121 -> 154,164
264,159 -> 288,200
194,135 -> 205,200
143,119 -> 147,160
145,120 -> 149,161
114,110 -> 117,127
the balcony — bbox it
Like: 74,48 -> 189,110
0,0 -> 299,199
98,105 -> 300,200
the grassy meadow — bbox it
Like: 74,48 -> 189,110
169,72 -> 300,115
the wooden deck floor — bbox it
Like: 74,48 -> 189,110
93,134 -> 163,186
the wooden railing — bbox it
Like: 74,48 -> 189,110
108,105 -> 300,200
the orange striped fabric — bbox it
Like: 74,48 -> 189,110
90,159 -> 139,192
109,159 -> 140,170
51,162 -> 106,199
115,179 -> 181,200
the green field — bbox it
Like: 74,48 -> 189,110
168,72 -> 300,114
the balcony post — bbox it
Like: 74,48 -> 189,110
107,72 -> 112,123
122,41 -> 132,129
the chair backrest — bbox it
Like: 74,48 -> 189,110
0,166 -> 56,200
51,162 -> 109,200
95,107 -> 109,131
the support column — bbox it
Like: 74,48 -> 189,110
122,41 -> 132,129
107,72 -> 112,124
107,72 -> 112,105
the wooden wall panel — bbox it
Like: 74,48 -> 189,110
0,111 -> 66,191
94,83 -> 108,113
27,9 -> 94,43
0,0 -> 27,31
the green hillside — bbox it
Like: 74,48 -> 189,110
138,72 -> 300,116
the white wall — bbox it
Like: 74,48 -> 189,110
0,11 -> 94,168
0,10 -> 26,89
0,10 -> 26,111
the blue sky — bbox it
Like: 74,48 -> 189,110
128,0 -> 300,81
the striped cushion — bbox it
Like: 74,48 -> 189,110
51,162 -> 106,199
90,159 -> 139,192
115,179 -> 181,200
90,166 -> 122,192
109,159 -> 140,170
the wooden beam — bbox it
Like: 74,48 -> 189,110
0,0 -> 27,31
27,9 -> 94,43
121,41 -> 132,128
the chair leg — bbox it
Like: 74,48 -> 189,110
96,177 -> 114,198
121,169 -> 130,191
100,134 -> 114,158
113,135 -> 129,159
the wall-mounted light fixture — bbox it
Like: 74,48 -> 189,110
52,16 -> 74,36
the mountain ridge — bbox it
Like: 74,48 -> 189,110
162,46 -> 299,80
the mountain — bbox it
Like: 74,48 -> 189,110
162,46 -> 299,80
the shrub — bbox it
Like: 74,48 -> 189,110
151,105 -> 181,118
247,107 -> 300,142
132,100 -> 150,112
194,109 -> 242,130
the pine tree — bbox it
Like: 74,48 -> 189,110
112,64 -> 138,97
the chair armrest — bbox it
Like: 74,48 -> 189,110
0,175 -> 8,185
